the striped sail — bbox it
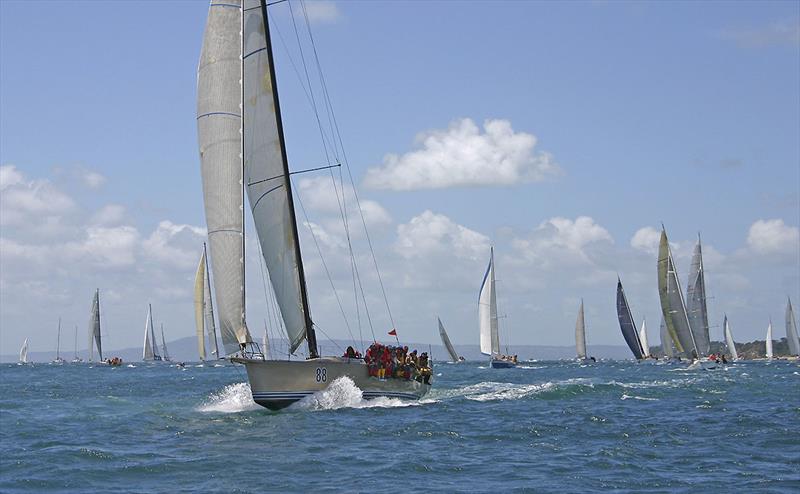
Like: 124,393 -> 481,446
19,338 -> 28,363
616,278 -> 644,360
197,0 -> 251,356
143,304 -> 160,361
438,317 -> 460,362
478,248 -> 499,356
194,249 -> 207,360
638,319 -> 650,358
657,229 -> 698,359
786,298 -> 800,356
723,315 -> 738,361
88,289 -> 102,361
765,320 -> 773,360
686,238 -> 710,356
659,315 -> 675,358
575,300 -> 587,359
160,325 -> 171,362
242,0 -> 312,355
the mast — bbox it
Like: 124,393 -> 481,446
56,317 -> 61,360
73,325 -> 78,360
258,0 -> 317,358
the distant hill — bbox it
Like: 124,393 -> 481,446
647,338 -> 793,359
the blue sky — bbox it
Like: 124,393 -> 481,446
1,0 -> 798,357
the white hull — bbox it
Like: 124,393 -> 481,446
232,357 -> 431,410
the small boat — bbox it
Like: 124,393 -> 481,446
766,319 -> 774,361
723,314 -> 739,361
71,324 -> 83,363
51,317 -> 65,364
615,277 -> 646,360
438,317 -> 463,363
479,248 -> 516,368
142,304 -> 163,362
88,289 -> 103,362
18,338 -> 29,365
160,324 -> 171,363
574,299 -> 594,362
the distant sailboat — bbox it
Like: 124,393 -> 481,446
723,314 -> 738,361
575,299 -> 591,361
198,0 -> 429,409
142,304 -> 162,362
765,319 -> 773,360
88,289 -> 102,362
786,298 -> 799,357
659,315 -> 676,359
52,317 -> 65,364
194,243 -> 220,361
160,324 -> 171,362
638,319 -> 650,358
72,324 -> 83,363
686,235 -> 711,356
438,317 -> 462,363
657,227 -> 699,360
479,248 -> 514,368
19,338 -> 29,364
615,278 -> 645,360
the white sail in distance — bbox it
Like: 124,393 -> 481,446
160,325 -> 170,362
723,315 -> 738,361
438,317 -> 460,362
657,228 -> 698,359
194,249 -> 207,361
197,0 -> 251,356
143,304 -> 159,361
659,315 -> 674,359
19,338 -> 28,363
575,300 -> 587,359
479,248 -> 499,356
686,237 -> 711,356
765,320 -> 773,360
88,289 -> 102,361
639,319 -> 650,358
786,298 -> 800,356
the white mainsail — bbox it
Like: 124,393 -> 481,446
657,228 -> 698,359
197,0 -> 251,356
142,304 -> 160,361
639,319 -> 650,358
786,298 -> 800,356
765,320 -> 773,360
686,237 -> 710,356
438,317 -> 460,362
479,248 -> 499,356
659,315 -> 675,359
194,248 -> 207,361
88,289 -> 102,361
160,324 -> 171,362
723,314 -> 738,361
575,299 -> 587,359
19,338 -> 28,363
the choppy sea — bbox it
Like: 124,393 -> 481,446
1,359 -> 798,493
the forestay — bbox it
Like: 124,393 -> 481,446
657,229 -> 698,359
686,239 -> 710,356
479,248 -> 499,356
615,279 -> 644,360
723,315 -> 738,360
575,300 -> 587,359
438,317 -> 459,362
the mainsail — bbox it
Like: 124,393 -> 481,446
575,299 -> 587,359
88,289 -> 102,361
160,325 -> 171,362
686,237 -> 710,356
765,320 -> 773,360
194,249 -> 207,360
143,304 -> 160,361
615,278 -> 644,360
479,248 -> 499,356
657,228 -> 698,359
638,319 -> 650,358
197,0 -> 251,356
19,338 -> 28,363
659,315 -> 675,359
723,314 -> 738,360
786,298 -> 800,356
438,317 -> 460,362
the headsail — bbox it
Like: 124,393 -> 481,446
194,248 -> 207,361
19,338 -> 28,363
203,245 -> 220,357
438,317 -> 460,362
479,248 -> 499,356
160,325 -> 170,362
765,320 -> 773,360
88,289 -> 102,361
723,314 -> 738,360
659,315 -> 675,358
686,237 -> 710,356
575,300 -> 587,359
786,298 -> 800,356
638,319 -> 650,358
657,228 -> 698,359
615,278 -> 644,360
143,304 -> 160,361
241,0 -> 315,356
197,0 -> 251,356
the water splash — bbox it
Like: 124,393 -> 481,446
197,382 -> 260,413
292,376 -> 419,411
458,381 -> 556,402
620,394 -> 659,401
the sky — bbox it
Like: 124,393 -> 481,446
1,0 -> 798,358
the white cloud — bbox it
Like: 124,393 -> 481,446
90,204 -> 126,226
0,165 -> 24,189
747,219 -> 799,256
70,226 -> 140,268
512,216 -> 613,269
296,176 -> 392,234
395,210 -> 490,260
301,1 -> 341,24
141,221 -> 206,269
718,19 -> 800,48
364,118 -> 560,190
82,170 -> 106,189
630,226 -> 661,254
0,165 -> 76,227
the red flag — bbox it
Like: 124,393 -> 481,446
388,329 -> 397,336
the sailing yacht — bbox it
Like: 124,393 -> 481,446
574,299 -> 592,362
194,243 -> 220,361
637,319 -> 650,359
786,298 -> 800,357
479,248 -> 514,368
51,317 -> 65,364
88,289 -> 103,362
438,317 -> 463,363
142,304 -> 162,362
723,314 -> 738,361
18,338 -> 29,365
160,324 -> 171,362
615,278 -> 646,360
686,235 -> 711,356
765,319 -> 773,361
71,325 -> 83,363
197,0 -> 429,409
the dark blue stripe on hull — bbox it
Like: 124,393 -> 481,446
490,360 -> 516,369
251,390 -> 422,410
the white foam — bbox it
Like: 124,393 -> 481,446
621,394 -> 659,401
292,376 -> 419,411
460,381 -> 555,402
197,382 -> 260,413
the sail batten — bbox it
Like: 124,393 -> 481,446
616,279 -> 644,360
438,317 -> 460,362
657,229 -> 698,358
478,248 -> 499,356
575,300 -> 587,359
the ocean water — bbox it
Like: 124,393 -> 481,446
1,360 -> 798,493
